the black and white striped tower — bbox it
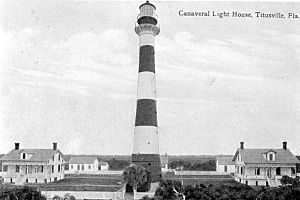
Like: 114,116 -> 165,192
132,1 -> 161,183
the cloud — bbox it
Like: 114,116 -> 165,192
1,28 -> 136,98
67,136 -> 83,154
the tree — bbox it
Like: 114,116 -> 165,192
0,186 -> 46,200
64,193 -> 76,200
154,180 -> 184,200
123,164 -> 149,192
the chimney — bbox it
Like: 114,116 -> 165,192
240,142 -> 244,149
15,143 -> 20,150
283,141 -> 287,150
53,142 -> 57,151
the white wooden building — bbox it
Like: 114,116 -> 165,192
99,161 -> 109,171
68,156 -> 100,173
233,142 -> 299,187
0,143 -> 65,185
216,156 -> 235,174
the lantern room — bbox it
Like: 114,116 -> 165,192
137,1 -> 158,25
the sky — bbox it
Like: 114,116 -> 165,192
0,1 -> 299,155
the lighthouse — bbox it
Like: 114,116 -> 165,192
132,1 -> 162,183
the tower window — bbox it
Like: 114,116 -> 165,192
148,163 -> 151,166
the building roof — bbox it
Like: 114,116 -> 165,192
99,161 -> 108,165
68,156 -> 98,164
217,156 -> 234,165
0,149 -> 61,162
233,148 -> 300,164
160,154 -> 169,164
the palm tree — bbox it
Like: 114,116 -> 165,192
123,163 -> 149,192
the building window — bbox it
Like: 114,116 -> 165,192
291,167 -> 296,175
256,181 -> 258,186
82,164 -> 84,170
58,165 -> 60,172
224,165 -> 227,172
266,181 -> 269,186
246,181 -> 248,185
10,178 -> 13,183
89,165 -> 91,169
26,179 -> 28,183
41,166 -> 44,173
255,168 -> 260,175
276,167 -> 281,175
36,179 -> 37,183
241,167 -> 243,175
3,165 -> 8,172
58,155 -> 60,161
22,153 -> 26,159
15,165 -> 20,173
52,165 -> 54,173
269,154 -> 273,161
52,156 -> 54,161
71,165 -> 73,169
77,165 -> 80,170
44,179 -> 47,183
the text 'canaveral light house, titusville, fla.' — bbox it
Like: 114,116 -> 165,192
132,1 -> 162,182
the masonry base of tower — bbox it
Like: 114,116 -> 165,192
132,154 -> 162,183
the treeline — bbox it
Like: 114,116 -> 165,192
169,160 -> 216,171
107,159 -> 130,170
143,176 -> 300,200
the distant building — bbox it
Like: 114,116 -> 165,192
99,161 -> 109,171
68,156 -> 109,173
68,156 -> 99,173
216,156 -> 235,174
160,153 -> 169,171
233,142 -> 299,187
0,143 -> 65,185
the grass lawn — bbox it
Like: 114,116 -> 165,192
1,174 -> 124,192
1,173 -> 237,191
162,173 -> 237,187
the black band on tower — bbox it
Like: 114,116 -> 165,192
132,154 -> 161,162
132,154 -> 161,182
139,45 -> 155,73
135,99 -> 157,127
138,16 -> 158,25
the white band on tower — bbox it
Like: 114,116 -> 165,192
140,33 -> 155,47
137,72 -> 156,100
132,126 -> 159,154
